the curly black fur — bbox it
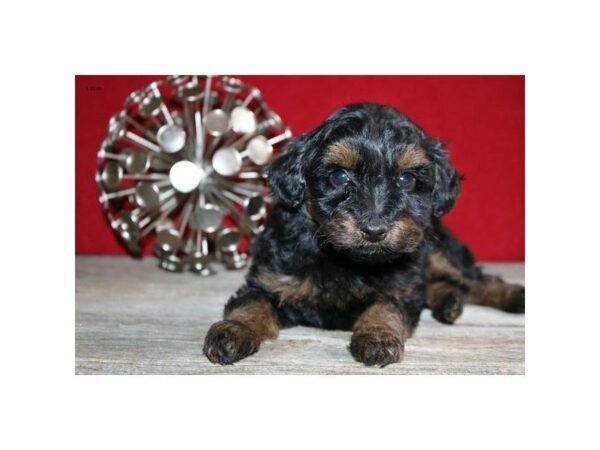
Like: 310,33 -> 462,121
203,103 -> 525,367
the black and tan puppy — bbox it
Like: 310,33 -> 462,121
203,103 -> 525,367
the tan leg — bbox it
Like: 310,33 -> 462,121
466,275 -> 525,313
349,302 -> 411,367
429,252 -> 525,314
203,299 -> 279,365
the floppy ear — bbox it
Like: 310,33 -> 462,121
267,134 -> 309,210
430,141 -> 461,217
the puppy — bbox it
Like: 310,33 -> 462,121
203,103 -> 525,367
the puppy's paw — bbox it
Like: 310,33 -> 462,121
349,332 -> 404,367
503,285 -> 525,313
203,320 -> 260,365
432,291 -> 464,324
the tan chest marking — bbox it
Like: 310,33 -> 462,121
257,271 -> 414,306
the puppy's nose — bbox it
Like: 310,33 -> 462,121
360,222 -> 389,242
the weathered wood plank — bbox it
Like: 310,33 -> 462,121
75,256 -> 525,375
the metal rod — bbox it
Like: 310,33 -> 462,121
124,116 -> 158,141
122,173 -> 169,181
195,110 -> 204,163
209,186 -> 257,236
178,192 -> 196,235
102,187 -> 136,200
151,83 -> 175,126
140,197 -> 179,237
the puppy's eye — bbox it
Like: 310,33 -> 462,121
398,172 -> 416,190
329,169 -> 350,187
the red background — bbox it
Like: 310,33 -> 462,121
75,75 -> 524,261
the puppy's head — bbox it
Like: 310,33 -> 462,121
268,103 -> 460,262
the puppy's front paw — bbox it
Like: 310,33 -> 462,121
203,320 -> 259,365
349,332 -> 404,367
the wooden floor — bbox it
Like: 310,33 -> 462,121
75,256 -> 525,375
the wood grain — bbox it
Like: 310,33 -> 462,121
75,256 -> 525,375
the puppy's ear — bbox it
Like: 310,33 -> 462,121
267,134 -> 309,210
430,141 -> 461,217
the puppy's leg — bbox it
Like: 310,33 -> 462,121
426,281 -> 464,324
429,249 -> 525,316
349,302 -> 413,367
465,275 -> 525,313
203,288 -> 279,365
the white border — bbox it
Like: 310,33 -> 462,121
2,1 -> 599,449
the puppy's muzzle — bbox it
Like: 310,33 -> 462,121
359,220 -> 389,242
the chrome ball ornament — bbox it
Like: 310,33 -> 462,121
95,75 -> 292,274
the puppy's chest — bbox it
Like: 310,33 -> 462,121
256,270 -> 413,310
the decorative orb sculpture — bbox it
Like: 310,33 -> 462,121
95,75 -> 292,275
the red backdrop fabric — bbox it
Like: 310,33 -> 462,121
75,75 -> 524,261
